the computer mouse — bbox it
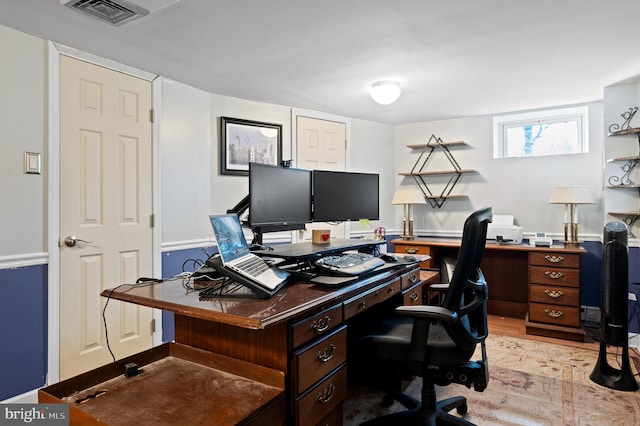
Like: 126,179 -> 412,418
403,255 -> 417,262
380,254 -> 398,263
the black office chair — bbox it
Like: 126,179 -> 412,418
355,206 -> 492,426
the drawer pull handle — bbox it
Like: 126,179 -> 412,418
544,255 -> 564,263
316,383 -> 336,404
311,316 -> 331,333
387,286 -> 395,294
544,289 -> 564,299
544,271 -> 564,280
316,344 -> 336,363
405,247 -> 419,254
544,309 -> 564,318
409,291 -> 420,302
359,301 -> 367,309
408,274 -> 417,283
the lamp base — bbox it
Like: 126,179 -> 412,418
401,219 -> 416,240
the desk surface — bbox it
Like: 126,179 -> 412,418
392,237 -> 587,254
101,262 -> 418,330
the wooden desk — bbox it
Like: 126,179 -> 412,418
100,262 -> 425,425
392,238 -> 587,341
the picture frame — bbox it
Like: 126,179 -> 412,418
220,116 -> 282,176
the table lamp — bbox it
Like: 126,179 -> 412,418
392,187 -> 427,239
548,186 -> 595,244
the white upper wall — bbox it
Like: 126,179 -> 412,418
394,102 -> 604,238
0,25 -> 46,258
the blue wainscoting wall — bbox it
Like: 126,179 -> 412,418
0,265 -> 47,400
160,246 -> 215,343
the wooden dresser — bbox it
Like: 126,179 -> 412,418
526,249 -> 585,341
96,261 -> 426,425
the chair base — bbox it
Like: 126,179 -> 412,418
360,391 -> 476,426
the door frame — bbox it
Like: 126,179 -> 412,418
46,42 -> 163,385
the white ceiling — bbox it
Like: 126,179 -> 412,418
2,0 -> 640,124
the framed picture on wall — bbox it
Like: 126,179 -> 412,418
220,116 -> 282,175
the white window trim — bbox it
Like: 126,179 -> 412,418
493,106 -> 589,159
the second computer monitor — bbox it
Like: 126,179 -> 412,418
312,170 -> 379,222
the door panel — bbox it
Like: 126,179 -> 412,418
296,117 -> 347,239
59,55 -> 153,379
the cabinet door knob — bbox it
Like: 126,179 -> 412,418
544,271 -> 564,280
311,316 -> 331,333
316,383 -> 336,404
544,309 -> 564,318
316,344 -> 336,363
544,289 -> 564,299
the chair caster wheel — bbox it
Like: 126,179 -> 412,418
456,403 -> 468,415
381,394 -> 395,407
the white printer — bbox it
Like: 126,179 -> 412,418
486,215 -> 523,244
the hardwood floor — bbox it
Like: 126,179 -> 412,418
488,314 -> 601,351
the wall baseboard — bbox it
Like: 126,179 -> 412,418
1,389 -> 39,404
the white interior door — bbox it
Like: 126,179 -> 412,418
58,55 -> 153,380
296,116 -> 347,239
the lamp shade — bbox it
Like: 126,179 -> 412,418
392,187 -> 426,205
370,81 -> 401,105
548,186 -> 595,204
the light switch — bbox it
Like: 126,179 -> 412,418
24,152 -> 41,174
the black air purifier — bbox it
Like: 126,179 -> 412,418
590,222 -> 639,391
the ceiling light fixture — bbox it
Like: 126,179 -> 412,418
370,81 -> 401,105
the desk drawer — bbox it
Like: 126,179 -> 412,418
529,284 -> 579,306
529,303 -> 580,327
343,278 -> 401,320
293,326 -> 347,395
403,282 -> 424,306
529,265 -> 579,287
529,252 -> 580,268
296,366 -> 347,426
394,243 -> 431,268
400,268 -> 420,290
291,304 -> 343,349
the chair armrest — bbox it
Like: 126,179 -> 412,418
395,305 -> 458,323
429,283 -> 449,292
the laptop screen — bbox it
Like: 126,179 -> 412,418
209,214 -> 251,264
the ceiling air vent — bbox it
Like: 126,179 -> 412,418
62,0 -> 150,26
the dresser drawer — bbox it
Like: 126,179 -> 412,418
291,304 -> 343,349
293,326 -> 347,395
400,268 -> 420,290
315,404 -> 343,426
343,278 -> 401,320
529,303 -> 580,327
529,265 -> 579,287
529,252 -> 580,268
296,366 -> 347,426
529,284 -> 579,306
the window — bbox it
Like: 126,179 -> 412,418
493,106 -> 588,159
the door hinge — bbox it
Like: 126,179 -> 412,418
150,213 -> 155,228
149,109 -> 154,123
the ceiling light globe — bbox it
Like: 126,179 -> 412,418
370,81 -> 401,105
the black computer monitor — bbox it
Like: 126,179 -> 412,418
312,170 -> 380,222
248,163 -> 312,232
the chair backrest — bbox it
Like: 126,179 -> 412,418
442,206 -> 492,351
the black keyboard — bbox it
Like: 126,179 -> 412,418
315,253 -> 385,276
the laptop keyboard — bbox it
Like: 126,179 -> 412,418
235,256 -> 270,277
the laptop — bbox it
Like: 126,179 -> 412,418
208,214 -> 289,290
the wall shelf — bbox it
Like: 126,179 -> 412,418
399,134 -> 475,208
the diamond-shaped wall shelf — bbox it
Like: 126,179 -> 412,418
398,134 -> 476,208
